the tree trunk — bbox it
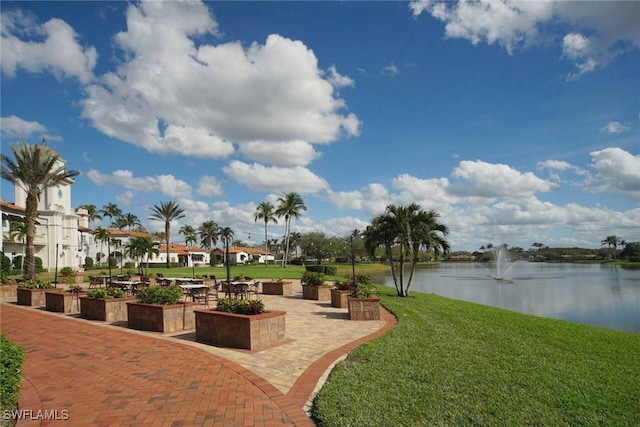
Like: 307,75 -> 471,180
24,192 -> 38,280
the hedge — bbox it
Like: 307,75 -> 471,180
305,265 -> 337,276
0,334 -> 24,411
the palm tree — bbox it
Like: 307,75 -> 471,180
112,216 -> 128,230
254,201 -> 278,267
275,192 -> 307,268
121,213 -> 141,232
1,142 -> 80,280
219,227 -> 234,296
78,204 -> 101,227
179,224 -> 198,247
364,203 -> 449,297
149,201 -> 185,268
99,203 -> 122,278
93,227 -> 110,268
601,235 -> 621,260
198,220 -> 219,251
9,221 -> 27,274
126,236 -> 159,276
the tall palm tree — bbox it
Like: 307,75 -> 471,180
219,227 -> 234,296
149,201 -> 185,268
78,204 -> 101,227
198,220 -> 219,251
254,201 -> 278,267
112,216 -> 128,230
1,142 -> 80,280
9,221 -> 27,274
179,224 -> 198,247
275,192 -> 307,268
99,203 -> 122,278
364,203 -> 449,297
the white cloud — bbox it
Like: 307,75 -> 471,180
115,190 -> 135,207
326,183 -> 391,216
589,147 -> 640,201
222,161 -> 329,194
382,63 -> 399,76
0,115 -> 47,138
85,169 -> 192,198
326,65 -> 355,88
79,1 -> 359,166
599,121 -> 631,135
1,10 -> 97,83
451,160 -> 557,198
238,140 -> 319,167
409,0 -> 640,78
537,160 -> 573,171
196,176 -> 224,197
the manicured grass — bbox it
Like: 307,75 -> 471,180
312,286 -> 640,426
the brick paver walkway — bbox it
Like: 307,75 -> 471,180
1,292 -> 396,426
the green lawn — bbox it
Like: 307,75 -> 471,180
312,286 -> 640,426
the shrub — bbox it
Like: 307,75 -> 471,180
350,273 -> 376,298
302,271 -> 326,286
1,253 -> 11,274
305,265 -> 324,274
0,335 -> 24,412
324,266 -> 337,275
17,279 -> 53,289
86,287 -> 126,299
84,257 -> 94,269
216,298 -> 265,315
334,280 -> 352,291
34,257 -> 43,273
136,285 -> 183,305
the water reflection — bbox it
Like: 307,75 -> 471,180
373,262 -> 640,333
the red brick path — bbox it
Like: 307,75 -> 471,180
1,304 -> 396,426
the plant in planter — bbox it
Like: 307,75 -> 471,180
195,297 -> 286,350
331,280 -> 353,308
16,279 -> 54,307
347,274 -> 380,320
80,287 -> 132,322
45,284 -> 86,313
301,271 -> 331,301
261,278 -> 293,296
127,285 -> 198,333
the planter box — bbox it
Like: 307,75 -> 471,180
127,302 -> 199,333
0,284 -> 17,298
196,309 -> 286,350
45,290 -> 85,314
80,296 -> 135,322
348,296 -> 381,320
261,281 -> 293,296
17,288 -> 52,307
331,289 -> 351,308
302,284 -> 332,301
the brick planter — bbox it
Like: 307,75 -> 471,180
302,284 -> 332,301
17,288 -> 52,308
331,289 -> 351,308
261,281 -> 293,296
45,290 -> 85,314
0,284 -> 17,298
127,302 -> 199,333
195,309 -> 286,350
80,296 -> 135,322
347,296 -> 381,320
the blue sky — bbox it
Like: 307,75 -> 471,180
1,1 -> 638,251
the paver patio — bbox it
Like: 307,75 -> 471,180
1,281 -> 396,426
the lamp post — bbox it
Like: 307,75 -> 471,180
191,254 -> 195,278
350,234 -> 356,282
54,243 -> 60,286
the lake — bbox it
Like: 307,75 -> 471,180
373,262 -> 640,334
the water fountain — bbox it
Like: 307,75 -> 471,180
490,245 -> 516,281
